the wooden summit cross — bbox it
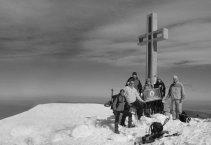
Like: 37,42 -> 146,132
138,12 -> 168,85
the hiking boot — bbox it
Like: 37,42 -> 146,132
120,123 -> 126,127
128,124 -> 135,128
115,130 -> 120,134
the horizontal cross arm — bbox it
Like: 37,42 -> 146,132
138,28 -> 168,46
137,33 -> 147,45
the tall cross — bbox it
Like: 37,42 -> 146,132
138,12 -> 168,85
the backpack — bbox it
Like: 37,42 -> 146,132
150,122 -> 163,134
150,117 -> 169,134
104,95 -> 118,108
141,123 -> 164,144
111,94 -> 121,110
141,118 -> 170,144
179,111 -> 191,123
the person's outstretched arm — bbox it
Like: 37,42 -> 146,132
135,90 -> 144,102
163,84 -> 172,102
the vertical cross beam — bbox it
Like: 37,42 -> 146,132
147,13 -> 157,85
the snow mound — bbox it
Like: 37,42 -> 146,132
11,126 -> 39,137
0,103 -> 210,145
72,124 -> 94,138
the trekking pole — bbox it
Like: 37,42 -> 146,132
111,89 -> 114,98
110,88 -> 114,105
162,117 -> 170,126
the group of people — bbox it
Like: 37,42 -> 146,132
111,72 -> 186,134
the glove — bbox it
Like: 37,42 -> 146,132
162,98 -> 166,103
113,110 -> 117,115
139,100 -> 146,104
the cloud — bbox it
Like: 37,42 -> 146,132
0,0 -> 211,68
0,0 -> 175,60
0,0 -> 124,59
78,0 -> 211,67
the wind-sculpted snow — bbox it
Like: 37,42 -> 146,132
0,103 -> 210,145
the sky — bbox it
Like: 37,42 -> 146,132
0,0 -> 211,101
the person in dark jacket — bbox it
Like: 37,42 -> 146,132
112,89 -> 133,133
154,78 -> 166,98
154,78 -> 166,113
126,72 -> 143,94
110,93 -> 119,115
112,89 -> 126,133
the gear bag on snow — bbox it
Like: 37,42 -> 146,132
150,122 -> 163,134
140,117 -> 170,144
179,111 -> 191,123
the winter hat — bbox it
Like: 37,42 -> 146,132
132,72 -> 137,76
173,75 -> 179,82
129,78 -> 135,82
120,89 -> 125,93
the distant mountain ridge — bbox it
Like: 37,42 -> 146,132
0,97 -> 211,120
184,110 -> 211,119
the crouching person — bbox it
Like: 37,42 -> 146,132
112,89 -> 127,134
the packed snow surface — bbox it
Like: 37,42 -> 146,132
0,103 -> 210,145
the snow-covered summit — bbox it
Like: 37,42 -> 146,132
0,103 -> 210,145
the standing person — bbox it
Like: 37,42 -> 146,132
126,72 -> 143,94
143,78 -> 153,91
154,78 -> 166,98
142,79 -> 154,115
124,80 -> 145,120
154,78 -> 166,113
112,89 -> 127,134
163,75 -> 186,119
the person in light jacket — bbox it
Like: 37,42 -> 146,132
163,75 -> 186,119
124,80 -> 145,120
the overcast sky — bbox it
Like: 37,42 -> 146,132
0,0 -> 211,101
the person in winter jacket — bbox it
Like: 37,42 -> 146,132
126,72 -> 143,94
143,78 -> 153,91
154,78 -> 166,98
124,80 -> 145,120
163,75 -> 186,119
112,89 -> 132,133
110,93 -> 119,115
142,79 -> 154,115
154,78 -> 166,113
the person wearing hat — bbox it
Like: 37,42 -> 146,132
112,89 -> 132,133
163,75 -> 186,119
154,77 -> 166,113
126,72 -> 143,94
154,77 -> 166,98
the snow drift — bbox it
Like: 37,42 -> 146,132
0,103 -> 210,145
